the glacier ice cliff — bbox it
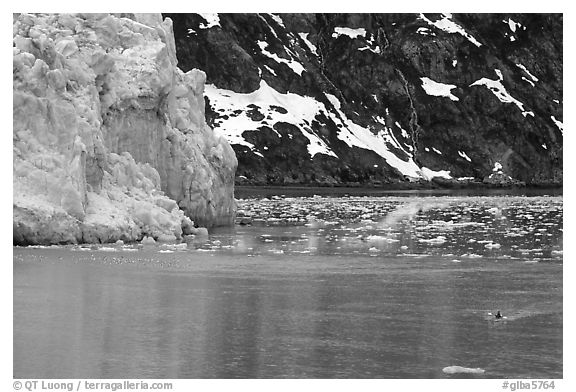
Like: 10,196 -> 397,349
13,13 -> 237,245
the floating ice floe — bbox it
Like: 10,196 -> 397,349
366,235 -> 400,243
235,195 -> 562,258
419,236 -> 447,245
420,77 -> 459,101
160,243 -> 188,251
484,242 -> 501,249
427,220 -> 484,230
98,247 -> 117,252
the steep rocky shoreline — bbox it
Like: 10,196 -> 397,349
166,13 -> 562,187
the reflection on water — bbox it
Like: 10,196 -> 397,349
14,195 -> 562,379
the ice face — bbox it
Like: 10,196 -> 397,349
13,13 -> 237,245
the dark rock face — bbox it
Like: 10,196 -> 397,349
164,13 -> 562,187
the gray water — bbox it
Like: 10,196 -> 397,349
13,194 -> 562,379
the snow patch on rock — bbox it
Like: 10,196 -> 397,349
205,80 -> 336,158
416,27 -> 435,36
420,167 -> 452,181
521,77 -> 535,87
206,76 -> 453,181
504,18 -> 523,33
458,151 -> 472,162
551,116 -> 563,133
420,77 -> 459,101
325,93 -> 429,179
298,32 -> 318,56
516,63 -> 539,82
470,69 -> 533,117
268,14 -> 285,28
419,13 -> 482,47
257,40 -> 305,76
198,13 -> 220,29
332,27 -> 366,39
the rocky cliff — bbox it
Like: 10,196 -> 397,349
165,13 -> 562,187
13,13 -> 237,245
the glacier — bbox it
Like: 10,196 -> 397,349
13,13 -> 237,245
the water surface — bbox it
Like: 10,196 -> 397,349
14,194 -> 562,378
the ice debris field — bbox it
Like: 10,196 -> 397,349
21,195 -> 562,264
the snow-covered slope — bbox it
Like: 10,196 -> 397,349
167,13 -> 562,186
13,13 -> 237,245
